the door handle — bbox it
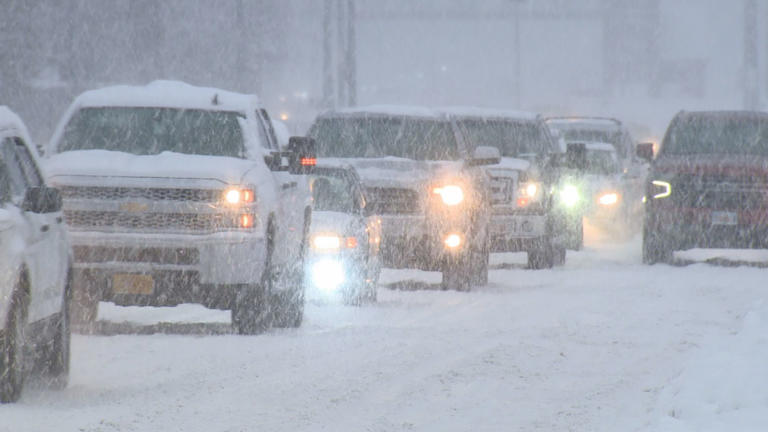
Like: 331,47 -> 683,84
41,224 -> 50,233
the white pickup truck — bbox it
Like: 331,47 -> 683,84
46,81 -> 315,333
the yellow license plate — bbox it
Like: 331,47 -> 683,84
112,274 -> 154,295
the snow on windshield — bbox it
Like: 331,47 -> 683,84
309,115 -> 460,160
57,107 -> 246,157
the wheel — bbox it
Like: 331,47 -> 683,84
272,212 -> 309,327
570,217 -> 584,250
70,275 -> 98,325
271,289 -> 304,328
642,225 -> 673,264
441,252 -> 471,292
528,237 -> 555,269
553,245 -> 567,267
1,280 -> 29,403
44,270 -> 72,389
231,283 -> 270,334
469,234 -> 490,286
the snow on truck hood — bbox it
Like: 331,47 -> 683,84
44,150 -> 259,186
338,157 -> 464,189
310,210 -> 360,235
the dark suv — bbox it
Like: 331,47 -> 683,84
642,111 -> 768,263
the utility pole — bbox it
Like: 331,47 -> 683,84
744,0 -> 759,109
322,0 -> 334,108
345,0 -> 357,106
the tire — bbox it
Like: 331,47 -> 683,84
1,279 -> 29,403
71,279 -> 98,325
232,283 -> 270,335
642,225 -> 673,264
469,233 -> 490,286
271,289 -> 304,328
45,270 -> 72,389
441,252 -> 471,292
569,217 -> 584,251
528,237 -> 555,269
272,211 -> 310,327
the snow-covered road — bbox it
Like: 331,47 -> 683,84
2,231 -> 768,432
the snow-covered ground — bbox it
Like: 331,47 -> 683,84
2,229 -> 768,431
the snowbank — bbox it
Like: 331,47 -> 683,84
650,301 -> 768,432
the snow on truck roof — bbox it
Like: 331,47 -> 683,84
72,80 -> 261,112
327,105 -> 441,118
321,105 -> 540,121
0,106 -> 26,132
545,117 -> 623,130
438,106 -> 539,121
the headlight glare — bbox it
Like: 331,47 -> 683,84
224,188 -> 254,204
313,235 -> 341,250
560,184 -> 580,208
598,192 -> 619,206
434,185 -> 464,206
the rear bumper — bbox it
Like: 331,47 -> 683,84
646,207 -> 768,249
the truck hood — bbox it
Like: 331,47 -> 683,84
44,150 -> 257,185
341,157 -> 464,189
310,211 -> 360,236
654,154 -> 768,178
485,156 -> 531,177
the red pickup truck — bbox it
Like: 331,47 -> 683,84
642,111 -> 768,263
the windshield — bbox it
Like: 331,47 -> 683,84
310,171 -> 357,213
662,114 -> 768,156
308,116 -> 460,160
547,125 -> 627,158
456,118 -> 555,157
58,107 -> 246,157
585,149 -> 620,175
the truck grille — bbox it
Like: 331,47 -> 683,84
60,186 -> 220,202
73,245 -> 199,265
63,210 -> 244,233
673,175 -> 768,210
489,176 -> 516,205
365,187 -> 421,214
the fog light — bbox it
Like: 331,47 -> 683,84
598,192 -> 619,206
444,234 -> 462,248
311,259 -> 345,291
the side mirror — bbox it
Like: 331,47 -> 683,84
287,136 -> 317,174
22,186 -> 62,214
467,146 -> 501,166
636,142 -> 654,162
566,142 -> 587,171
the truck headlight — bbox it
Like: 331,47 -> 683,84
433,185 -> 464,206
597,192 -> 619,206
224,187 -> 255,204
560,184 -> 580,208
312,233 -> 358,250
444,233 -> 462,248
313,235 -> 341,250
311,258 -> 345,291
651,180 -> 671,199
517,181 -> 542,207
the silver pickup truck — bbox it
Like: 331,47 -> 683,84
308,106 -> 501,291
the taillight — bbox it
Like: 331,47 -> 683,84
240,214 -> 254,228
